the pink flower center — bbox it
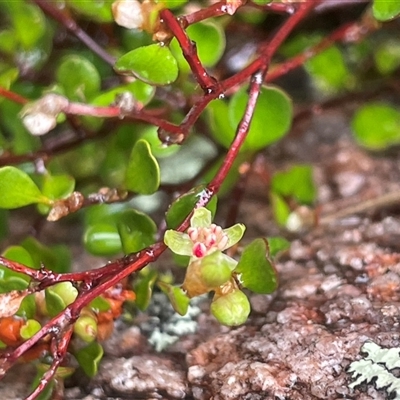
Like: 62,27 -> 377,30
188,224 -> 228,258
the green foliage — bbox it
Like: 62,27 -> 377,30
373,0 -> 400,21
0,167 -> 50,209
351,103 -> 400,149
271,164 -> 316,204
373,38 -> 400,75
67,0 -> 114,23
56,55 -> 101,102
234,239 -> 278,294
124,139 -> 160,194
117,209 -> 157,253
209,86 -> 293,152
170,21 -> 226,72
84,223 -> 122,256
165,185 -> 217,229
75,342 -> 104,377
115,44 -> 179,85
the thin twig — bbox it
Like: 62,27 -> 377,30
32,0 -> 115,66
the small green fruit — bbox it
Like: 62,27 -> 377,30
200,260 -> 232,288
210,290 -> 250,326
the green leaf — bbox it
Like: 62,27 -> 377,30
20,319 -> 41,340
267,236 -> 290,258
210,290 -> 250,326
6,2 -> 46,50
0,166 -> 49,209
83,223 -> 122,256
305,46 -> 351,91
40,173 -> 75,201
351,103 -> 400,150
67,0 -> 114,22
45,288 -> 66,317
1,245 -> 34,281
38,173 -> 75,214
160,0 -> 188,9
170,21 -> 226,72
16,293 -> 36,319
89,296 -> 111,313
166,185 -> 214,229
0,277 -> 28,293
207,99 -> 235,149
115,44 -> 178,86
234,238 -> 278,294
270,192 -> 291,227
56,55 -> 101,101
134,269 -> 158,311
49,282 -> 78,307
271,164 -> 316,204
0,68 -> 19,97
374,39 -> 400,75
228,86 -> 292,152
75,342 -> 104,378
125,139 -> 160,195
21,237 -> 71,272
373,0 -> 400,21
140,126 -> 180,158
117,209 -> 157,253
158,282 -> 190,316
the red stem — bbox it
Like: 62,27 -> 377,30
181,1 -> 229,26
160,9 -> 218,92
25,328 -> 73,400
0,87 -> 27,105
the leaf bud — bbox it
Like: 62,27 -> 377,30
112,0 -> 144,29
74,313 -> 98,343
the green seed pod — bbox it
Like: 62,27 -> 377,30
210,290 -> 251,326
74,315 -> 98,343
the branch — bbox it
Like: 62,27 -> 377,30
25,328 -> 73,400
160,8 -> 218,92
32,0 -> 115,66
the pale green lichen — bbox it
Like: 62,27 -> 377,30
348,341 -> 400,399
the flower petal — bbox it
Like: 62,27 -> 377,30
190,207 -> 212,228
223,223 -> 246,249
164,230 -> 193,255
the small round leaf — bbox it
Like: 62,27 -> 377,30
351,103 -> 400,150
0,166 -> 49,209
115,44 -> 178,86
124,139 -> 160,194
373,0 -> 400,21
75,342 -> 104,378
228,86 -> 292,152
56,55 -> 101,101
234,238 -> 278,294
84,223 -> 122,256
158,282 -> 190,316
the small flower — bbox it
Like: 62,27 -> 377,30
164,207 -> 245,259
